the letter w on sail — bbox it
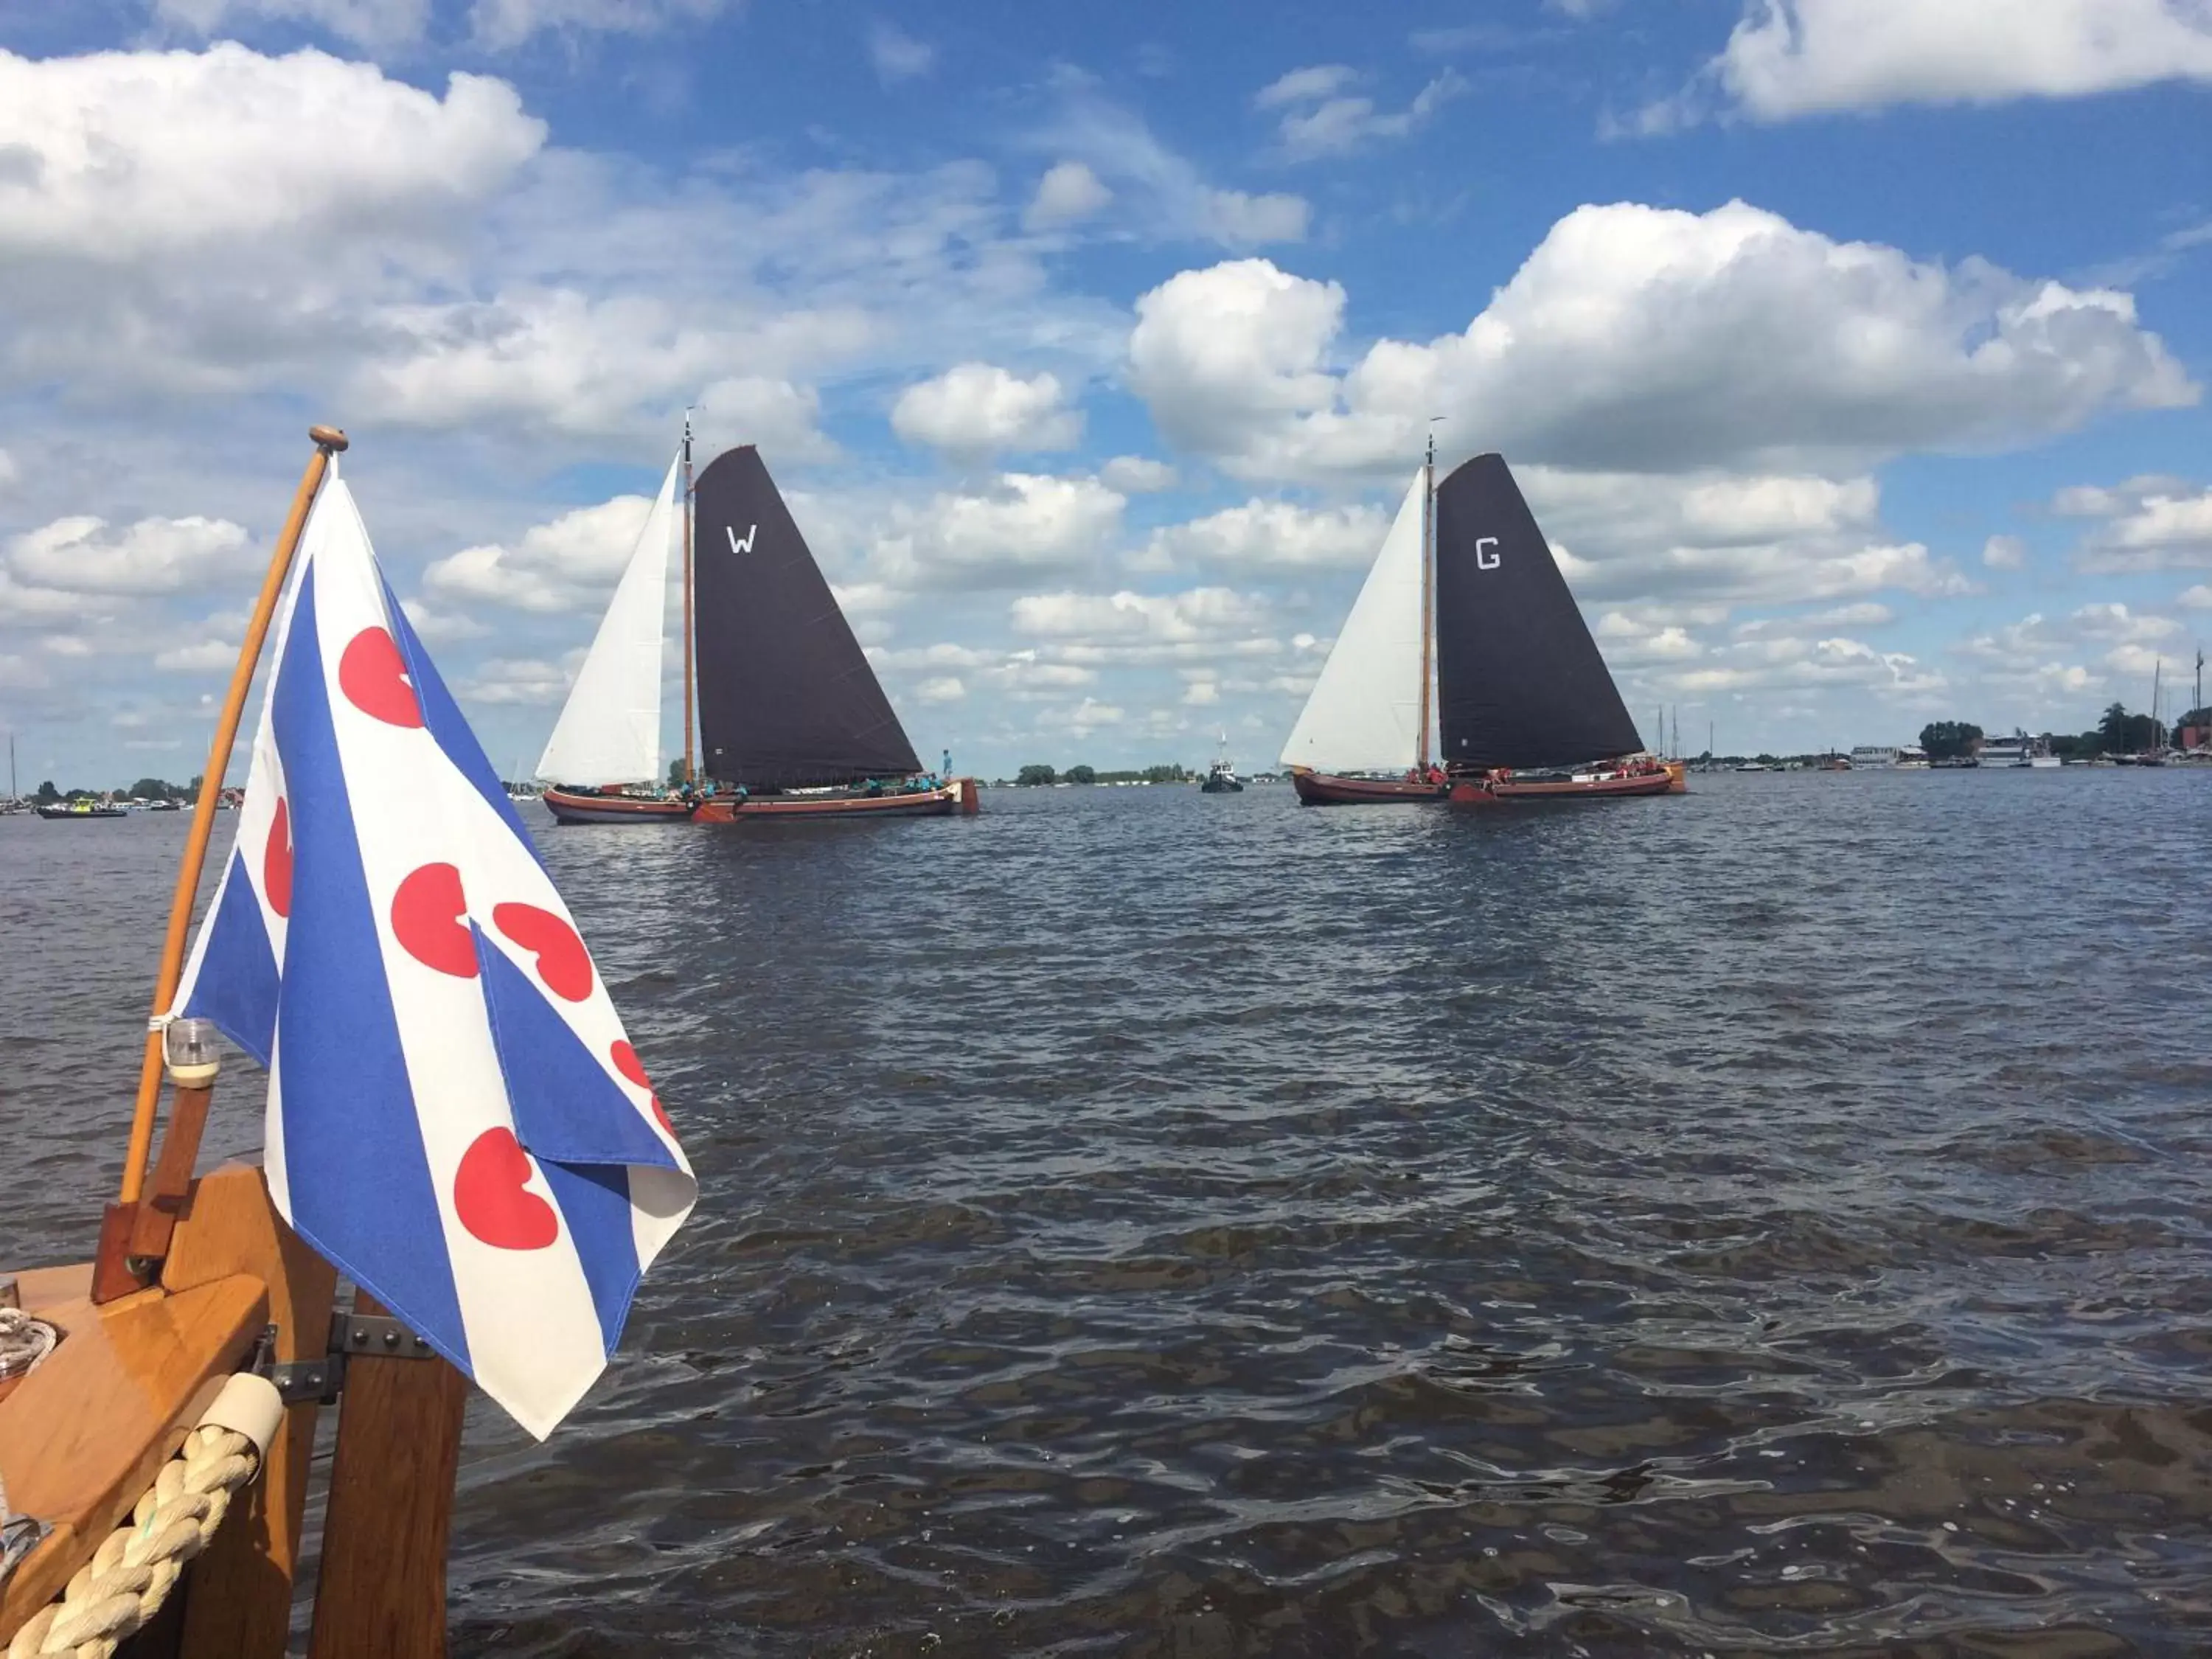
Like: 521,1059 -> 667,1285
726,524 -> 758,556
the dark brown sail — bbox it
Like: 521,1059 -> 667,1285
1435,453 -> 1641,771
692,446 -> 922,789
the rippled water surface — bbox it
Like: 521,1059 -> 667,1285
5,771 -> 2211,1656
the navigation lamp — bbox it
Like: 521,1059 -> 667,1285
164,1018 -> 222,1088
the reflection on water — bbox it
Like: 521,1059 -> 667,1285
4,771 -> 2208,1655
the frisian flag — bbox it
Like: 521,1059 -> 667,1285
170,462 -> 696,1439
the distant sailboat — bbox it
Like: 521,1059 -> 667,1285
1283,447 -> 1683,805
541,429 -> 975,824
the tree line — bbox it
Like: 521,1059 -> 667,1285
1013,764 -> 1192,785
1921,703 -> 2208,760
26,776 -> 199,803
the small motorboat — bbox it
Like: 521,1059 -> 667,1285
35,800 -> 128,818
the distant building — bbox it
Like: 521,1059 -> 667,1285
1850,745 -> 1901,768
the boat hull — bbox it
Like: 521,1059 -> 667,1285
1489,762 -> 1683,801
691,779 -> 975,821
1290,769 -> 1450,806
540,787 -> 695,825
35,804 -> 127,819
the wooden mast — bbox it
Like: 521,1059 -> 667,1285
114,426 -> 346,1213
1415,428 -> 1436,773
681,411 -> 697,787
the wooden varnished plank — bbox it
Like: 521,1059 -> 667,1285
0,1274 -> 269,1638
164,1165 -> 339,1659
307,1291 -> 468,1659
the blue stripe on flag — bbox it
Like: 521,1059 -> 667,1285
272,565 -> 470,1374
474,931 -> 682,1172
385,577 -> 538,859
476,931 -> 668,1354
180,849 -> 280,1067
536,1158 -> 641,1356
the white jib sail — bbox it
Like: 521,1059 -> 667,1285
1279,470 -> 1428,773
535,452 -> 681,786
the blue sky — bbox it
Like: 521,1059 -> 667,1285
2,0 -> 2209,786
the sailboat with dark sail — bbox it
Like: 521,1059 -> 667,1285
540,434 -> 975,824
1283,448 -> 1682,805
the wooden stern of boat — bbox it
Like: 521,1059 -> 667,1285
1486,765 -> 1681,801
690,778 -> 975,821
539,786 -> 696,825
1,1164 -> 467,1659
1288,768 -> 1451,806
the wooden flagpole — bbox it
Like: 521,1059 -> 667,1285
116,425 -> 349,1208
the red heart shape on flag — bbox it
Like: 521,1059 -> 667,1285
611,1040 -> 673,1134
453,1127 -> 558,1251
263,797 -> 293,918
493,902 -> 593,1001
391,863 -> 478,978
338,627 -> 424,728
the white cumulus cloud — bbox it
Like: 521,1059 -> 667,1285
1026,161 -> 1113,229
866,20 -> 936,83
890,364 -> 1083,460
1128,201 -> 2194,481
2062,476 -> 2212,572
1099,456 -> 1178,493
1142,498 -> 1389,571
1256,65 -> 1465,161
4,514 -> 252,597
0,46 -> 544,264
468,0 -> 729,50
422,493 -> 655,614
1706,0 -> 2212,122
152,0 -> 434,49
872,473 -> 1125,589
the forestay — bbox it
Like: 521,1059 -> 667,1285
1279,470 -> 1429,774
535,453 -> 680,786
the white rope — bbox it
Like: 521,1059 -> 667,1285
0,1312 -> 56,1382
5,1383 -> 273,1659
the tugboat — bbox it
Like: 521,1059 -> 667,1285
1200,735 -> 1243,793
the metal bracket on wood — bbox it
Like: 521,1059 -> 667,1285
251,1310 -> 439,1405
331,1312 -> 437,1360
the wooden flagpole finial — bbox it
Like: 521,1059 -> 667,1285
111,426 -> 347,1223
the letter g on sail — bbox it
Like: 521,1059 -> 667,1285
1475,536 -> 1500,570
726,524 -> 758,556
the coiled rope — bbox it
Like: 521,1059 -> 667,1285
0,1312 -> 56,1382
5,1374 -> 280,1659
